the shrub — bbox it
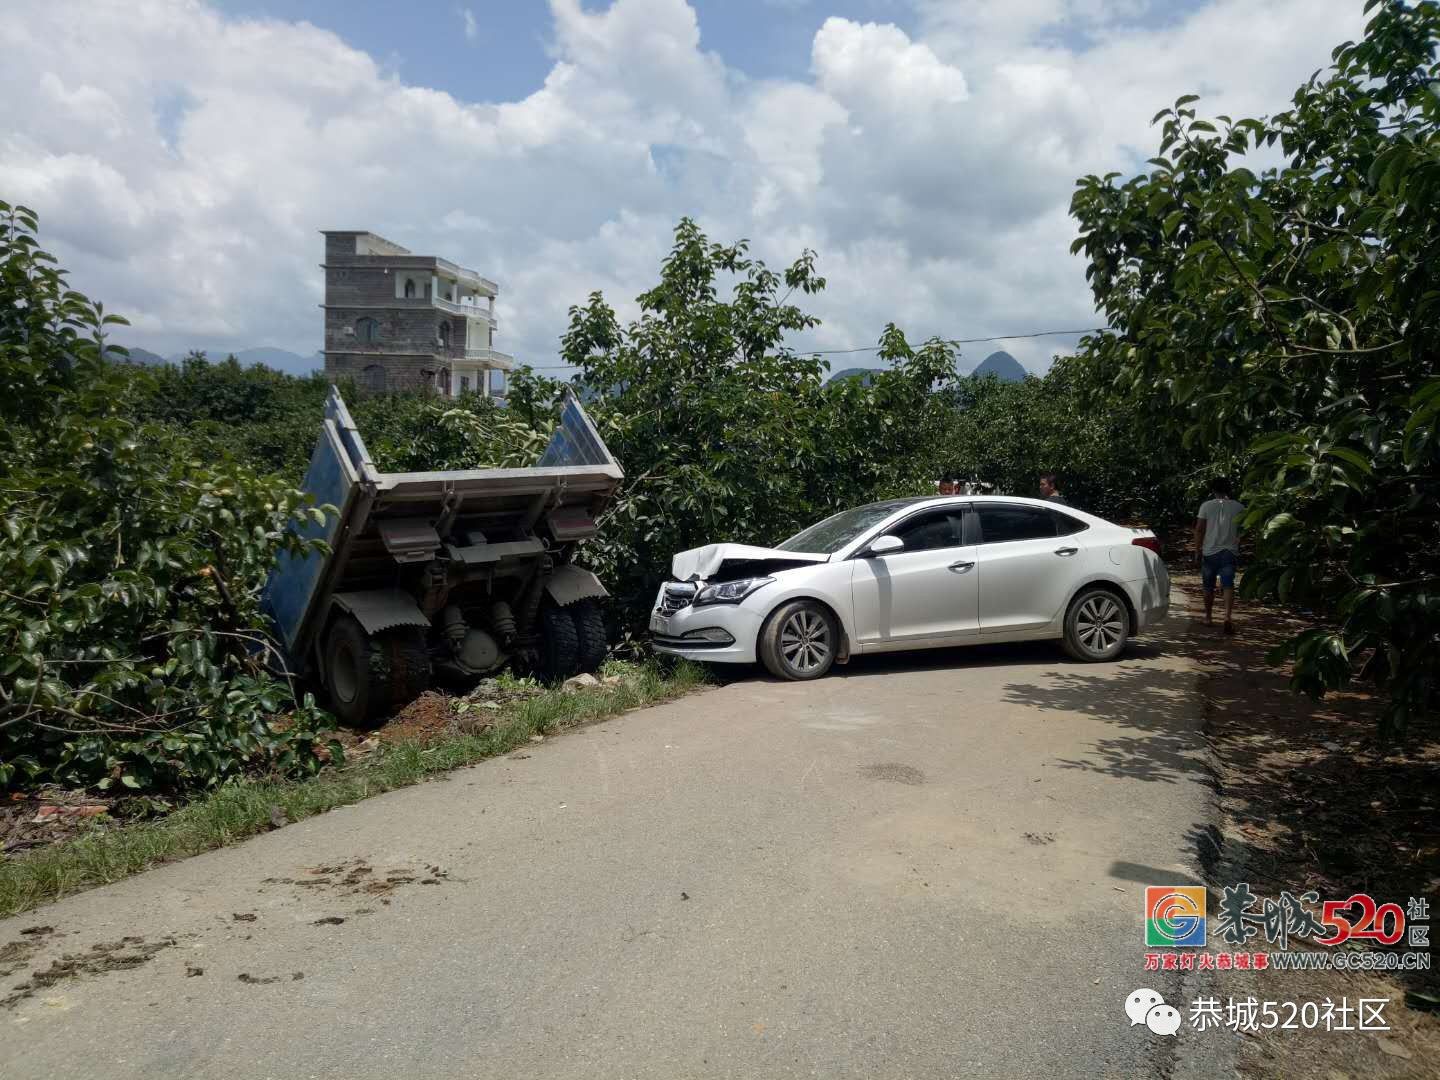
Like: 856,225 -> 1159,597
0,203 -> 338,791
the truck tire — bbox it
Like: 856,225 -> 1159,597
323,616 -> 431,728
536,600 -> 580,683
569,599 -> 607,674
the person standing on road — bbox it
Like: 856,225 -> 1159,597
1195,477 -> 1245,634
1038,472 -> 1069,506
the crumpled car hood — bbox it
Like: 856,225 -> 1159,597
670,543 -> 829,582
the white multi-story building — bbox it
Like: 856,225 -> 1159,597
320,230 -> 513,397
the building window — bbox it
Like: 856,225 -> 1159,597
356,317 -> 380,343
404,278 -> 416,299
438,368 -> 451,395
459,375 -> 470,394
361,364 -> 386,392
438,322 -> 451,350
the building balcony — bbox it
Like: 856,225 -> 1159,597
435,259 -> 499,295
434,296 -> 494,322
461,347 -> 514,370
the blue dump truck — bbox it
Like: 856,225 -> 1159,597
262,388 -> 623,726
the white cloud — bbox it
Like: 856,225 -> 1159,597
458,7 -> 478,41
812,18 -> 969,113
0,0 -> 1368,374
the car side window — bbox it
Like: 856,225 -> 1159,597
976,505 -> 1057,544
1052,511 -> 1088,536
893,511 -> 961,553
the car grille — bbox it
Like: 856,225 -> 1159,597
658,582 -> 697,616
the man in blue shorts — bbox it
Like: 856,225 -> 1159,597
1194,477 -> 1244,634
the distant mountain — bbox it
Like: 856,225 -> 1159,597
969,350 -> 1027,382
235,347 -> 322,375
105,346 -> 168,367
164,347 -> 323,376
825,366 -> 878,387
824,353 -> 1027,387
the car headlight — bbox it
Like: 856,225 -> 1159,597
693,576 -> 774,605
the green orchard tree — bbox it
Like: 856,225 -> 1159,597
549,218 -> 958,630
1069,0 -> 1440,732
0,203 -> 339,791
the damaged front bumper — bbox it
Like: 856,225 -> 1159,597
649,581 -> 762,664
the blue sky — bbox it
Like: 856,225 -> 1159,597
213,1 -> 1212,110
216,1 -> 918,102
3,0 -> 1364,375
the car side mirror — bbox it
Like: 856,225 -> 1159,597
866,534 -> 904,556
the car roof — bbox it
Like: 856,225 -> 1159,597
908,494 -> 1067,506
896,495 -> 1104,520
849,496 -> 932,513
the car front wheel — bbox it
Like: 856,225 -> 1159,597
1062,587 -> 1129,662
759,600 -> 838,681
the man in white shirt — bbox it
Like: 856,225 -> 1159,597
1194,478 -> 1245,634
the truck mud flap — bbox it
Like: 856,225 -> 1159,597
544,564 -> 609,607
332,589 -> 432,635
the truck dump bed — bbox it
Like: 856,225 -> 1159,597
263,388 -> 622,675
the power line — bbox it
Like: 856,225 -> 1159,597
516,326 -> 1111,369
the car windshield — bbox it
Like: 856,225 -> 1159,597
776,499 -> 925,554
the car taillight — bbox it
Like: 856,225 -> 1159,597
1132,536 -> 1161,555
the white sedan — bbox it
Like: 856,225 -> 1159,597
650,496 -> 1170,679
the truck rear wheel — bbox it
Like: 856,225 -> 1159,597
569,599 -> 607,674
536,600 -> 580,683
323,616 -> 431,728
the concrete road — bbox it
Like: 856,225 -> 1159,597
1,614 -> 1221,1079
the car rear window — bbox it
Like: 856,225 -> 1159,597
976,504 -> 1057,543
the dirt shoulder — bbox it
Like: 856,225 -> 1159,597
1176,574 -> 1440,1077
0,662 -> 709,918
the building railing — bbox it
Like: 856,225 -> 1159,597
434,296 -> 494,321
462,347 -> 514,368
435,259 -> 499,294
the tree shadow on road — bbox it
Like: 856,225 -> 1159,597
1003,659 -> 1209,785
1012,578 -> 1440,1001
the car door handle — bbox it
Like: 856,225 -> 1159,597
1054,546 -> 1079,556
947,560 -> 975,573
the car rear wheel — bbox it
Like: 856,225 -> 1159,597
1062,587 -> 1129,662
759,600 -> 837,681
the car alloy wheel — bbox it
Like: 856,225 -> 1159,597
780,609 -> 831,673
1064,587 -> 1129,662
759,600 -> 839,681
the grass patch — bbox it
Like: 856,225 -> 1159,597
0,659 -> 710,918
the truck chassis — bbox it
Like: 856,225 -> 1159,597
263,389 -> 623,726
